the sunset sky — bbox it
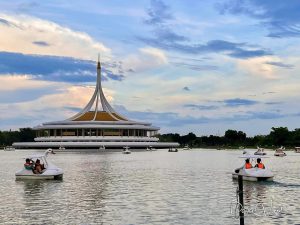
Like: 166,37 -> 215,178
1,0 -> 300,136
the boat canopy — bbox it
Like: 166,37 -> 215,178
239,154 -> 269,159
23,154 -> 47,159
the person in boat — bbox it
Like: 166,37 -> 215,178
24,158 -> 34,170
255,158 -> 265,169
34,159 -> 44,174
244,158 -> 253,169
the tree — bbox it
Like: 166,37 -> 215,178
268,127 -> 289,146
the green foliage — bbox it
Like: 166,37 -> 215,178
0,128 -> 35,146
158,127 -> 300,148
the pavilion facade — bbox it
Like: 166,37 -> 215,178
13,58 -> 179,150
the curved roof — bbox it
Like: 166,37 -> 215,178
36,57 -> 159,130
67,58 -> 129,123
73,111 -> 127,121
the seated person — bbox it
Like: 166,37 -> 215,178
255,158 -> 265,169
34,159 -> 44,174
244,158 -> 252,169
24,158 -> 34,170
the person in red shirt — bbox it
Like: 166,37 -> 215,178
255,158 -> 265,169
244,159 -> 252,169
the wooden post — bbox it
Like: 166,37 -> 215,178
238,175 -> 244,225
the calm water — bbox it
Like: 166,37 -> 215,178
0,149 -> 300,225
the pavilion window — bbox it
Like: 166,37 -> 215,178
128,129 -> 133,136
103,129 -> 120,136
44,130 -> 49,137
97,129 -> 102,136
91,129 -> 96,136
62,129 -> 76,136
50,129 -> 55,136
78,129 -> 82,136
84,129 -> 91,136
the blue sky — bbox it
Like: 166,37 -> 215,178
1,0 -> 300,136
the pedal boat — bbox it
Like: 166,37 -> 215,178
122,146 -> 131,154
232,155 -> 273,181
274,146 -> 286,157
15,149 -> 63,180
254,146 -> 267,155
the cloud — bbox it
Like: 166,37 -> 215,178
0,79 -> 116,127
172,62 -> 218,71
0,88 -> 60,104
265,61 -> 294,69
0,13 -> 110,59
216,0 -> 300,38
144,0 -> 173,25
138,36 -> 272,59
236,56 -> 281,79
32,41 -> 50,47
222,98 -> 259,107
114,104 -> 291,131
184,104 -> 218,110
0,51 -> 124,82
265,101 -> 282,105
140,1 -> 272,59
0,18 -> 12,26
122,47 -> 168,72
183,86 -> 191,91
154,26 -> 188,42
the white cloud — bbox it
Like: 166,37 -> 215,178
123,47 -> 168,72
0,75 -> 53,91
0,13 -> 111,60
236,56 -> 281,79
0,75 -> 116,128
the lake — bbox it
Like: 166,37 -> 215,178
0,149 -> 299,225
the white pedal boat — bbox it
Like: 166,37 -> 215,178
232,155 -> 273,181
123,146 -> 131,154
15,149 -> 63,180
274,146 -> 286,157
254,146 -> 267,155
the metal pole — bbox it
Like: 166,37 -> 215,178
238,175 -> 244,225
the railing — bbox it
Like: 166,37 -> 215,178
35,136 -> 159,142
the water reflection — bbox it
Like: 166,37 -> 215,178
0,150 -> 299,224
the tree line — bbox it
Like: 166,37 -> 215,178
0,128 -> 35,147
1,127 -> 300,148
158,127 -> 300,148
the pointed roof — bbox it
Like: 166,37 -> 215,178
68,57 -> 128,122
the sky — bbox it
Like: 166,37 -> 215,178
1,0 -> 300,136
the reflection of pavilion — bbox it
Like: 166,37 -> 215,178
13,58 -> 179,149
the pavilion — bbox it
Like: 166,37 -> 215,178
13,58 -> 179,150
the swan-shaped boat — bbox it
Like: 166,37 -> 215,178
15,149 -> 63,180
232,154 -> 273,181
168,148 -> 178,152
274,146 -> 286,157
183,145 -> 190,150
123,146 -> 131,154
254,146 -> 267,155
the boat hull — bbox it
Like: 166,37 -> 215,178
232,173 -> 273,182
16,173 -> 63,180
232,167 -> 274,182
274,153 -> 286,157
254,153 -> 266,155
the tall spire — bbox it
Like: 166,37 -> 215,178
67,55 -> 128,122
97,53 -> 101,69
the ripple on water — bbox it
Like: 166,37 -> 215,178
0,149 -> 299,225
